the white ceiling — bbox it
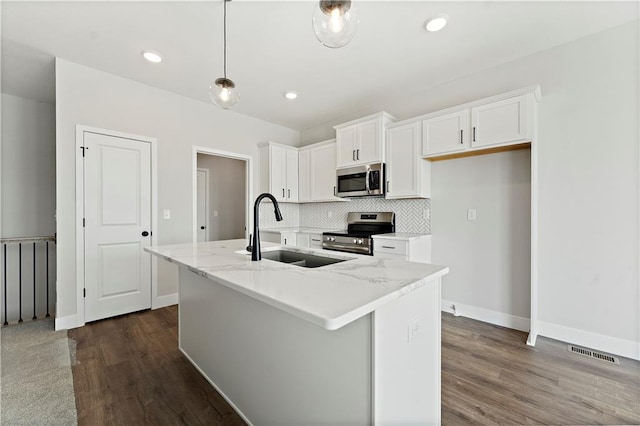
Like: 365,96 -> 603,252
2,1 -> 638,131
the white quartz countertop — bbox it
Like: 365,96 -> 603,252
260,227 -> 344,234
372,233 -> 431,241
146,239 -> 448,331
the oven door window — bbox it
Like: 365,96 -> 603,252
338,172 -> 367,193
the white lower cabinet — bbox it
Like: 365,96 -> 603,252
280,232 -> 297,246
373,234 -> 431,263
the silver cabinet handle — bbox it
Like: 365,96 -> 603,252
282,188 -> 285,198
382,245 -> 395,249
311,239 -> 321,242
460,129 -> 463,144
284,238 -> 287,245
334,186 -> 337,196
356,149 -> 360,160
473,127 -> 476,142
352,150 -> 355,161
288,189 -> 290,198
386,181 -> 390,192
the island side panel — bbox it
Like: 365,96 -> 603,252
373,277 -> 442,425
178,268 -> 372,425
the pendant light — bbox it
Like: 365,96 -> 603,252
312,1 -> 359,48
210,0 -> 239,108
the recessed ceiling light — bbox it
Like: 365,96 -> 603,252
142,50 -> 163,63
424,14 -> 449,32
284,91 -> 298,100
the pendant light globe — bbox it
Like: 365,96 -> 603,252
210,77 -> 239,108
210,0 -> 239,109
312,0 -> 359,48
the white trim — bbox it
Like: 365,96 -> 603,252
528,89 -> 540,347
179,347 -> 253,426
537,321 -> 640,362
441,299 -> 530,332
75,125 -> 158,328
55,314 -> 79,331
192,146 -> 253,243
196,168 -> 210,242
153,292 -> 178,309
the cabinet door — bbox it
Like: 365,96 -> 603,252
356,119 -> 381,164
422,110 -> 470,157
308,233 -> 323,249
298,149 -> 311,202
296,233 -> 310,248
471,94 -> 530,148
286,148 -> 299,202
386,123 -> 421,199
310,143 -> 339,201
281,232 -> 297,246
270,145 -> 287,201
336,126 -> 357,168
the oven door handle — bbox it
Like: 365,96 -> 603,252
365,169 -> 371,193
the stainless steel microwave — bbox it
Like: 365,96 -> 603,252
336,163 -> 385,198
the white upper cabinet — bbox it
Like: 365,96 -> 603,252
471,94 -> 532,149
335,112 -> 396,168
422,109 -> 470,156
310,141 -> 341,201
259,142 -> 298,203
386,122 -> 431,199
298,149 -> 311,203
298,139 -> 344,203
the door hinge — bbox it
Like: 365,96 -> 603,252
82,218 -> 86,227
83,288 -> 86,298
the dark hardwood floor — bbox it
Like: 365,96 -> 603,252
69,307 -> 640,425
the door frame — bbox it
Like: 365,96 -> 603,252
196,168 -> 210,242
192,146 -> 252,244
75,125 -> 158,327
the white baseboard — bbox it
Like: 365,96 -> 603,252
441,299 -> 530,332
153,293 -> 178,309
538,320 -> 640,361
179,347 -> 252,426
55,314 -> 80,331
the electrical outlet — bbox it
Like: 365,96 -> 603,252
213,210 -> 219,217
163,210 -> 171,220
467,209 -> 476,221
328,211 -> 332,219
423,208 -> 430,220
407,315 -> 423,343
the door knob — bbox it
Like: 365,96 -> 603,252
141,231 -> 149,237
200,226 -> 206,230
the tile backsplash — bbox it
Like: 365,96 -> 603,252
261,198 -> 431,234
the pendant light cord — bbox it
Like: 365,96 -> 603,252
223,0 -> 227,79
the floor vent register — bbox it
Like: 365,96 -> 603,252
568,345 -> 620,365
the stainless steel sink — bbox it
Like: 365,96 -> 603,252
259,249 -> 348,268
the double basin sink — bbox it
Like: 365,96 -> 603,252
246,248 -> 351,268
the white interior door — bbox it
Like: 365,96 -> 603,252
197,169 -> 209,242
84,132 -> 151,322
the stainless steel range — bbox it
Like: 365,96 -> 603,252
323,212 -> 395,255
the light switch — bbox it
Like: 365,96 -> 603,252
213,210 -> 219,217
163,210 -> 171,220
467,209 -> 476,221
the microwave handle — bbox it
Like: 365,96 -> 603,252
365,169 -> 371,193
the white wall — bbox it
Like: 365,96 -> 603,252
55,59 -> 299,326
197,154 -> 246,241
1,94 -> 55,237
1,94 -> 57,321
303,21 -> 639,356
432,150 -> 531,327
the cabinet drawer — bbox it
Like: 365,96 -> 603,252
374,252 -> 407,261
373,240 -> 408,256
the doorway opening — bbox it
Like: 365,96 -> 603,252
192,147 -> 251,243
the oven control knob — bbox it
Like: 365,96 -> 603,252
357,239 -> 363,245
353,238 -> 358,244
329,236 -> 335,242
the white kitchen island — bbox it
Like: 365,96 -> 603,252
146,240 -> 448,425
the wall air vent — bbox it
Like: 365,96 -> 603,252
568,345 -> 620,365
